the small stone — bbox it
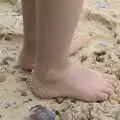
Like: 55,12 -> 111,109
1,58 -> 9,65
116,39 -> 120,44
71,99 -> 77,103
4,33 -> 13,41
13,64 -> 20,69
55,98 -> 65,104
80,55 -> 87,62
21,91 -> 28,97
96,56 -> 104,62
0,114 -> 2,118
0,73 -> 6,83
28,98 -> 32,101
94,50 -> 106,56
107,26 -> 113,30
99,41 -> 109,47
12,102 -> 18,108
112,14 -> 118,18
5,56 -> 15,62
23,100 -> 29,104
4,102 -> 11,108
114,33 -> 118,38
20,76 -> 27,82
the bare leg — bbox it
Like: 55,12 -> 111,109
20,0 -> 35,70
20,0 -> 89,70
30,0 -> 116,102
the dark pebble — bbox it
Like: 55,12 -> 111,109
23,100 -> 29,103
21,91 -> 28,97
71,99 -> 77,103
55,97 -> 65,104
116,39 -> 120,44
94,50 -> 106,56
80,55 -> 87,62
4,33 -> 13,41
13,64 -> 20,69
114,33 -> 118,38
28,98 -> 32,101
96,56 -> 104,62
20,77 -> 27,82
1,58 -> 9,65
0,115 -> 2,118
107,26 -> 113,30
0,34 -> 4,40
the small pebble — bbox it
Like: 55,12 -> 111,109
5,56 -> 15,62
94,50 -> 106,56
28,98 -> 32,101
4,33 -> 13,41
4,102 -> 11,108
0,73 -> 6,83
99,41 -> 108,47
114,33 -> 118,38
116,39 -> 120,44
96,56 -> 104,62
2,58 -> 9,65
21,91 -> 28,97
107,26 -> 113,30
0,115 -> 2,118
13,64 -> 20,69
71,99 -> 77,103
80,55 -> 87,62
20,76 -> 27,82
56,98 -> 65,104
23,100 -> 29,104
0,34 -> 4,40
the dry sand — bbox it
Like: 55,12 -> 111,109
0,0 -> 120,120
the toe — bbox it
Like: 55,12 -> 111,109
101,87 -> 114,96
106,82 -> 115,90
97,93 -> 109,101
107,80 -> 117,88
102,74 -> 117,88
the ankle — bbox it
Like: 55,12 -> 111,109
33,65 -> 70,82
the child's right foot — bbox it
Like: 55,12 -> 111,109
30,62 -> 117,102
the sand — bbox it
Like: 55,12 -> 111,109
0,0 -> 120,120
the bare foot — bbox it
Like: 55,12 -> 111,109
30,62 -> 116,102
20,37 -> 89,70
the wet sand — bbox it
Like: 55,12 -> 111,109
0,0 -> 120,120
